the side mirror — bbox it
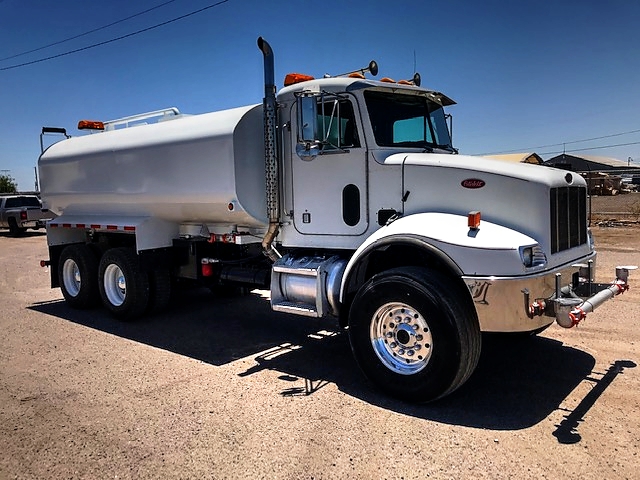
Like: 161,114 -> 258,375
296,94 -> 320,159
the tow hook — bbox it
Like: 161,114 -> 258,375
556,265 -> 637,328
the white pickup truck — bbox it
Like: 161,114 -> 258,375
0,194 -> 55,236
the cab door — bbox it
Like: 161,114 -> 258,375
290,94 -> 368,236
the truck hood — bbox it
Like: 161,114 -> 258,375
383,152 -> 580,188
382,152 -> 588,260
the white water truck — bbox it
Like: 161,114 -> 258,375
37,38 -> 635,402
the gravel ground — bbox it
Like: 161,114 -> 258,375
0,227 -> 638,480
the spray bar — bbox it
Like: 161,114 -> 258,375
555,265 -> 637,328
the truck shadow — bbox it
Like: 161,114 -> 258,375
0,230 -> 46,238
30,288 -> 599,431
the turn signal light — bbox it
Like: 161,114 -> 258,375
468,211 -> 481,229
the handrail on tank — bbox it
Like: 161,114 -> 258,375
104,107 -> 181,131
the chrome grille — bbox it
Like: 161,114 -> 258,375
550,186 -> 587,254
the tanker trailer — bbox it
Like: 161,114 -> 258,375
39,104 -> 274,319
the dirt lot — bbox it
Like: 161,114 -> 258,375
590,191 -> 640,221
0,224 -> 638,480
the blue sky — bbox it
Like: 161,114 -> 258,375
1,0 -> 639,191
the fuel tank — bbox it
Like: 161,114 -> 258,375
38,104 -> 268,229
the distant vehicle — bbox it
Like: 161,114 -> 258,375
0,194 -> 55,236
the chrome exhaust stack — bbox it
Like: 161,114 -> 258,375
257,37 -> 281,262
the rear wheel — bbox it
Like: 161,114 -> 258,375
348,267 -> 481,402
99,248 -> 149,320
58,244 -> 100,308
8,218 -> 26,237
147,269 -> 171,313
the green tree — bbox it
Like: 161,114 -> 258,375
0,174 -> 18,193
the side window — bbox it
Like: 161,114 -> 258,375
316,99 -> 360,151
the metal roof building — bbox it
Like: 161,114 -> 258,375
544,154 -> 640,174
483,152 -> 544,165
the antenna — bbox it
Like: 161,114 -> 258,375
335,60 -> 379,78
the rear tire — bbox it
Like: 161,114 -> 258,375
8,218 -> 26,237
148,269 -> 171,313
348,267 -> 481,402
58,244 -> 100,309
99,248 -> 149,320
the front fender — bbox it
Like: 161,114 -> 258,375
340,212 -> 538,303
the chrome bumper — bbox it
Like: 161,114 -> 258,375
463,253 -> 598,333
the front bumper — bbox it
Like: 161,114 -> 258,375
463,253 -> 599,332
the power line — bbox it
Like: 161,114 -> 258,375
537,140 -> 640,157
479,128 -> 640,156
0,0 -> 231,72
0,0 -> 178,62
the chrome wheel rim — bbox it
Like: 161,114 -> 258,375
104,264 -> 126,307
62,259 -> 81,297
370,302 -> 433,375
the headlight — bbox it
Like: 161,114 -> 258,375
520,244 -> 547,268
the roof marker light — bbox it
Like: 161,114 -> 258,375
77,120 -> 105,131
284,73 -> 315,86
380,77 -> 395,83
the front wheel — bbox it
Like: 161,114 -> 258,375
348,267 -> 481,402
99,248 -> 149,320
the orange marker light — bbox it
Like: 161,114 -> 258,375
380,77 -> 396,83
468,211 -> 481,229
284,73 -> 315,86
77,120 -> 105,130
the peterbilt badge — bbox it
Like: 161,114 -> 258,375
461,179 -> 486,189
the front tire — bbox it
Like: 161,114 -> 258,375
348,267 -> 481,402
99,247 -> 149,320
58,244 -> 100,308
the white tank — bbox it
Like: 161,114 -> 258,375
38,104 -> 268,229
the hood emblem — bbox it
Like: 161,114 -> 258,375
461,178 -> 485,189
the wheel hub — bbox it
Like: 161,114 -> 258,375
62,259 -> 81,297
370,302 -> 433,375
104,264 -> 127,307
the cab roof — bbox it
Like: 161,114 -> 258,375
277,76 -> 456,106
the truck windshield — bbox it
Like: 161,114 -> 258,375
364,90 -> 453,151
